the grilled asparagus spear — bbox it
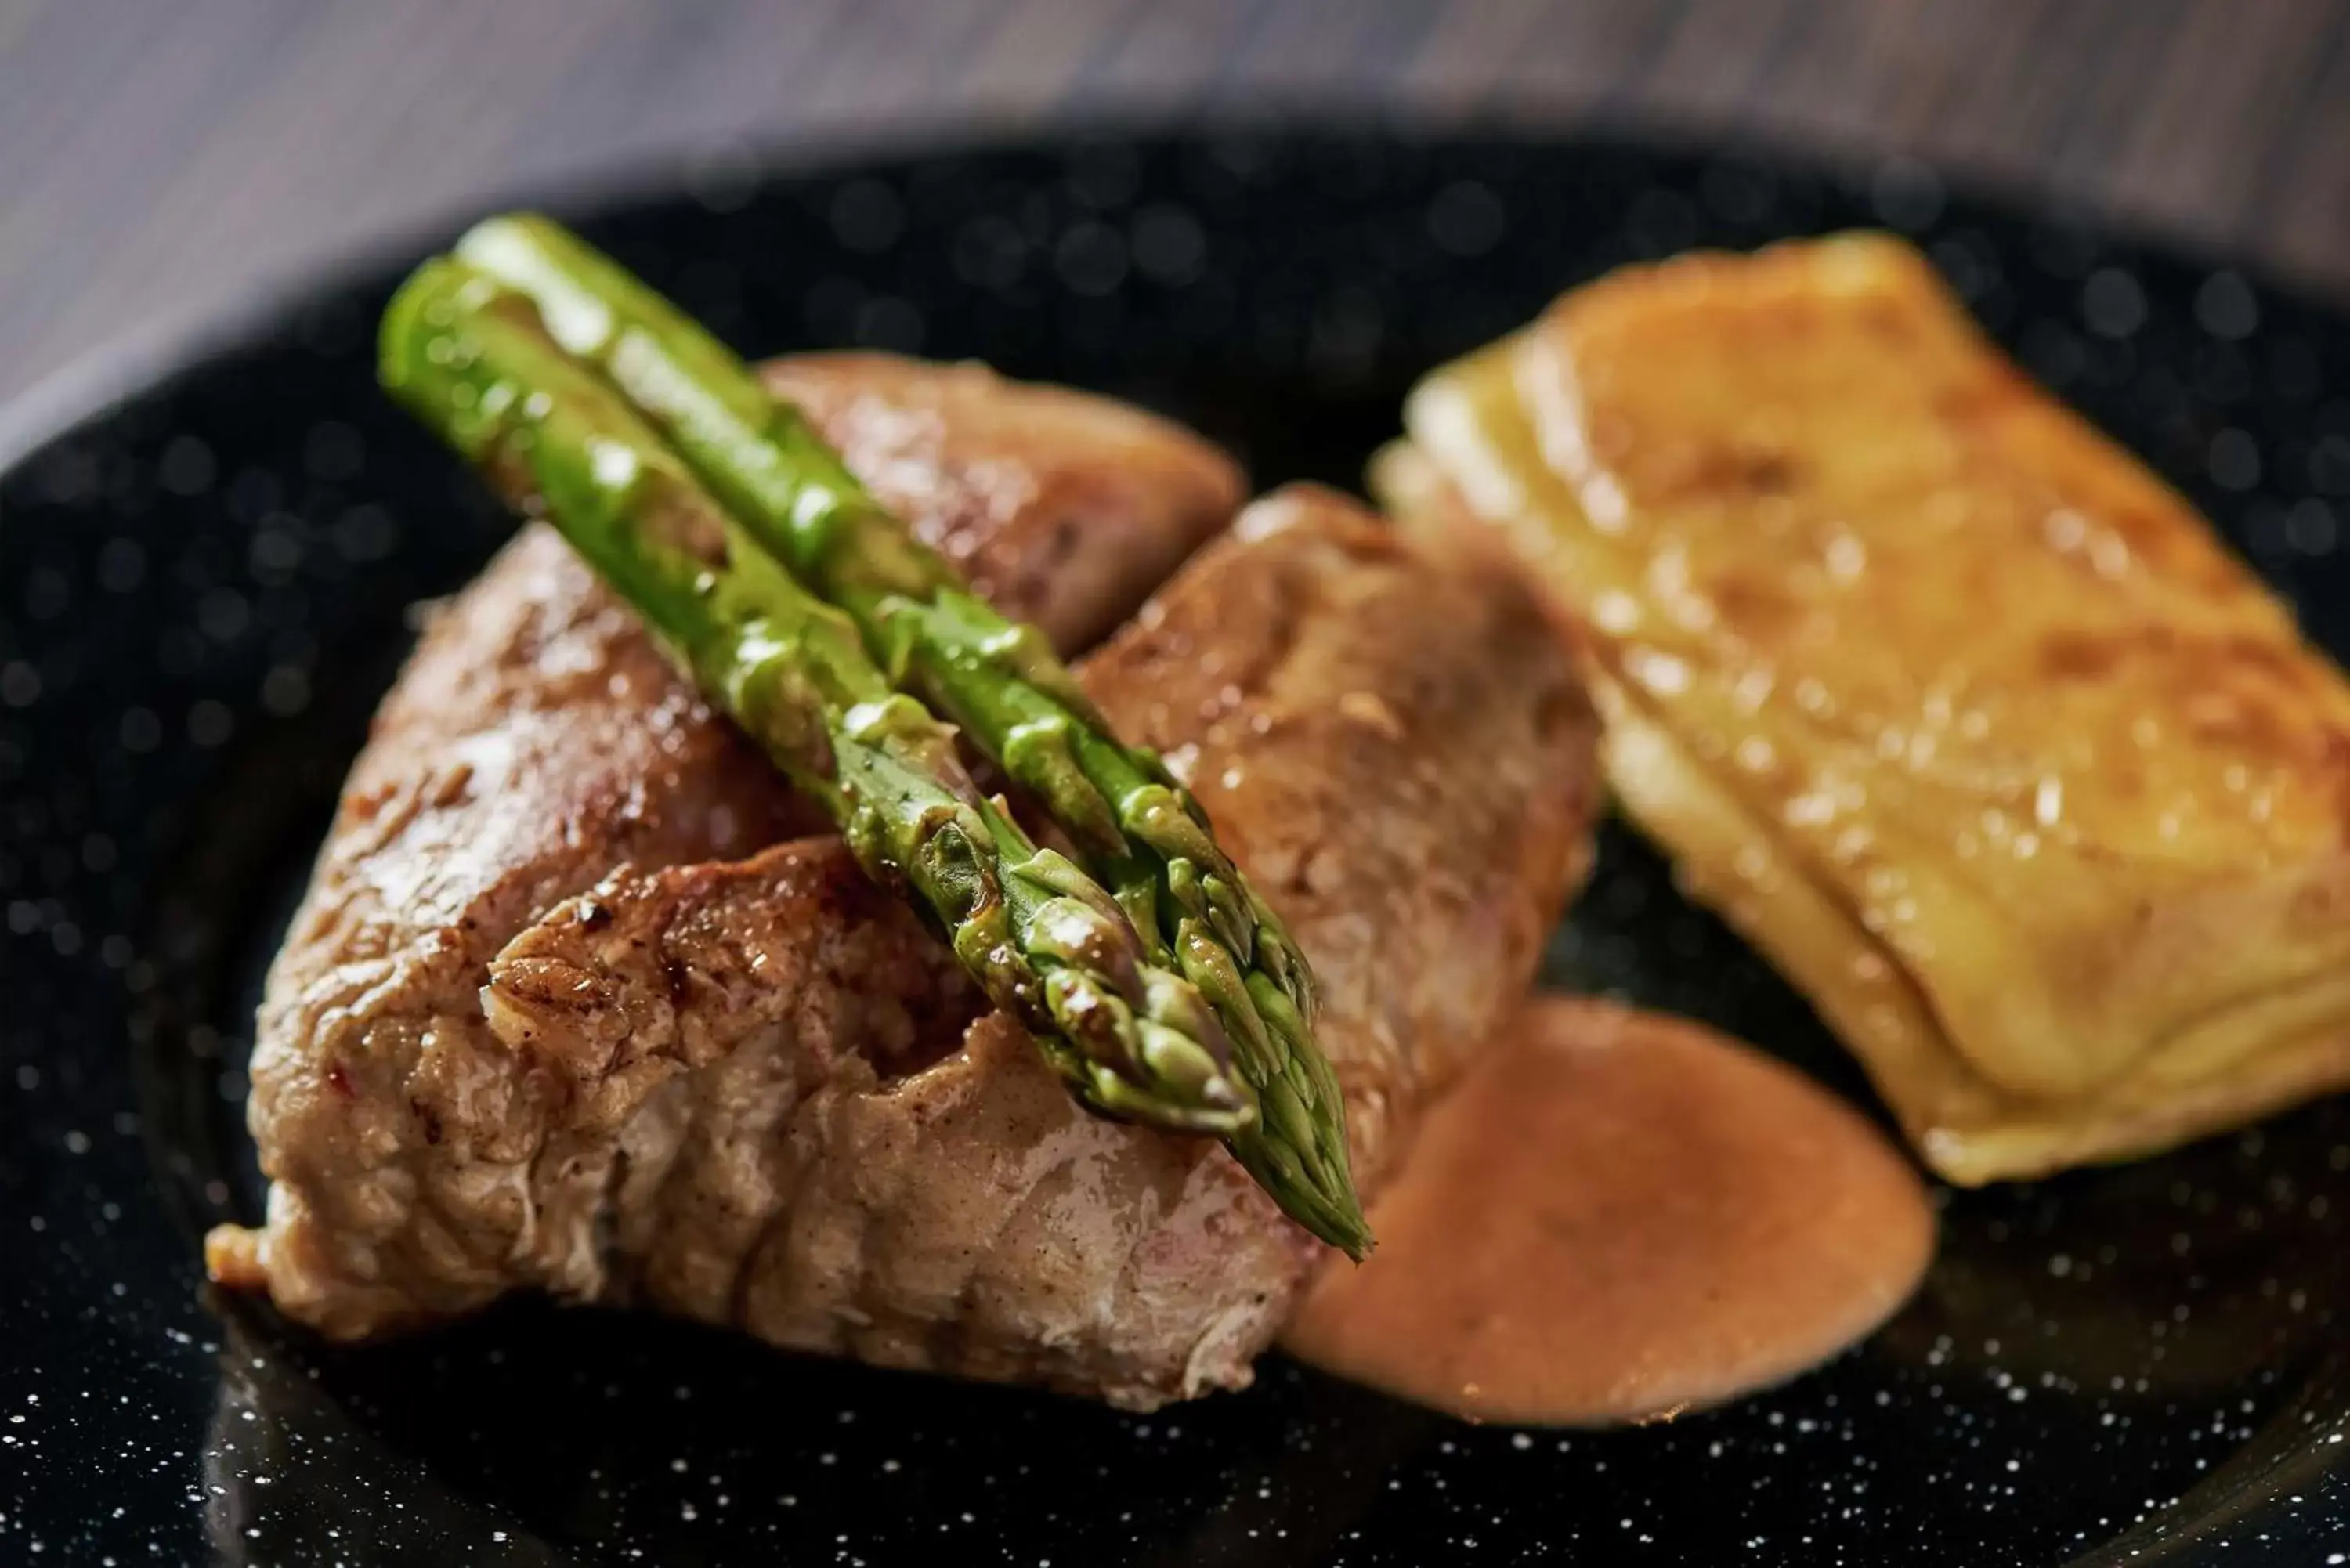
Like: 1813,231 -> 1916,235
379,255 -> 1252,1138
451,215 -> 1369,1255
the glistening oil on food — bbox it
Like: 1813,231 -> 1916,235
7,134 -> 2350,1566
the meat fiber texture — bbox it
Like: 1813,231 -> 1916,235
213,357 -> 1596,1410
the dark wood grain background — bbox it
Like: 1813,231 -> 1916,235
5,0 -> 2348,406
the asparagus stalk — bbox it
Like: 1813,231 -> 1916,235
454,215 -> 1370,1256
380,255 -> 1253,1137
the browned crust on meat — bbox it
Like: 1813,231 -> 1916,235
219,375 -> 1593,1407
231,527 -> 809,1335
226,354 -> 1240,1339
453,486 -> 1597,1406
1086,484 -> 1600,1192
488,840 -> 1293,1404
764,352 -> 1243,650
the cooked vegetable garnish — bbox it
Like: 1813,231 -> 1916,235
382,232 -> 1368,1254
381,255 -> 1254,1139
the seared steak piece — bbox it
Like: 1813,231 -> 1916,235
473,489 -> 1596,1406
210,356 -> 1238,1337
214,375 -> 1596,1407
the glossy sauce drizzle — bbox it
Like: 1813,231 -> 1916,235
1282,998 -> 1935,1425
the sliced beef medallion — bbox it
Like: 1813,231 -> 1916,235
215,388 -> 1597,1409
209,356 -> 1239,1337
473,488 -> 1597,1407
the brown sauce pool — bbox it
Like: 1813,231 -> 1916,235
1282,998 -> 1935,1425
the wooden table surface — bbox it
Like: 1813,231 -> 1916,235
4,0 -> 2348,408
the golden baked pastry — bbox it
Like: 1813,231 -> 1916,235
1376,232 -> 2350,1184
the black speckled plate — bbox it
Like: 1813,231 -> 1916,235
6,128 -> 2350,1567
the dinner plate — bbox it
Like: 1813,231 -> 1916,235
5,127 -> 2350,1567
